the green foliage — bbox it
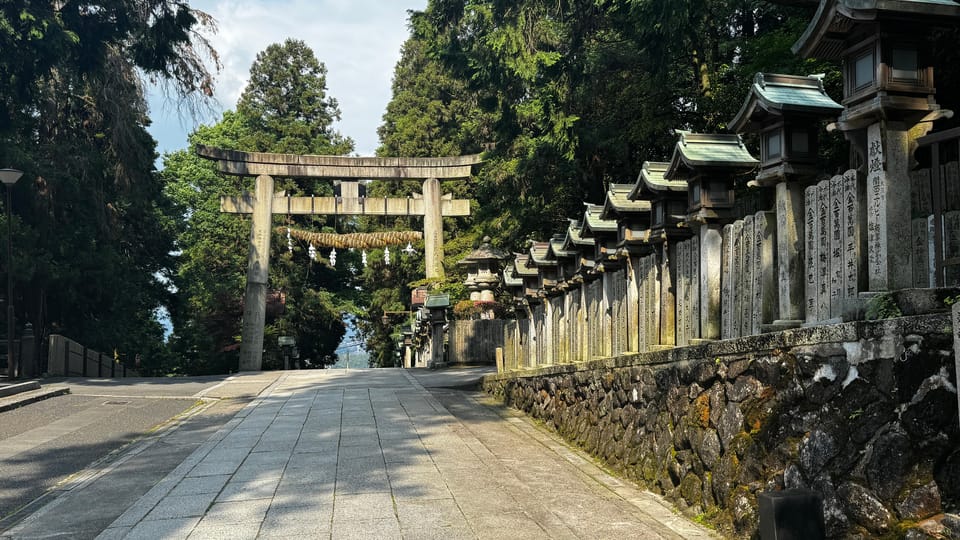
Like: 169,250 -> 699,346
865,294 -> 903,321
0,0 -> 217,368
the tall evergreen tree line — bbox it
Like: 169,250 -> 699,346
0,0 -> 217,373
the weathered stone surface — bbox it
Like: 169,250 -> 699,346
901,374 -> 957,439
838,482 -> 892,534
897,481 -> 941,521
717,402 -> 744,452
941,513 -> 960,538
799,430 -> 837,479
866,427 -> 914,501
725,376 -> 761,402
698,429 -> 722,470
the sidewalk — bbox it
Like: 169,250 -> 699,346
3,369 -> 715,539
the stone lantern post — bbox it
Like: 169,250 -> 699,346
664,131 -> 759,342
793,0 -> 960,291
729,72 -> 844,326
457,236 -> 507,314
628,161 -> 690,347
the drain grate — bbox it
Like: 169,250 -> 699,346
102,400 -> 131,405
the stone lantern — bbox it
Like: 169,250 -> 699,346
580,203 -> 619,271
665,131 -> 758,225
601,183 -> 652,255
793,0 -> 960,292
423,293 -> 449,368
729,72 -> 844,326
793,0 -> 956,130
665,131 -> 758,342
458,236 -> 507,303
629,161 -> 689,242
628,161 -> 690,347
729,73 -> 843,186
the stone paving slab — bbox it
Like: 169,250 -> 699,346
4,368 -> 717,539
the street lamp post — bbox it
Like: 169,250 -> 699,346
0,169 -> 22,379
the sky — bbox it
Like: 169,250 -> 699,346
146,0 -> 429,159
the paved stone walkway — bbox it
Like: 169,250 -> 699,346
5,369 -> 714,539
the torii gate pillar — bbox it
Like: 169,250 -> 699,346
422,177 -> 444,280
240,174 -> 275,371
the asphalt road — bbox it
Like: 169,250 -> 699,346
0,373 -> 280,525
0,393 -> 199,521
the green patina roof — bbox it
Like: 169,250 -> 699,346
665,131 -> 758,180
629,161 -> 686,200
794,0 -> 960,59
512,254 -> 540,277
565,219 -> 596,248
502,262 -> 524,287
549,236 -> 578,259
424,294 -> 450,308
582,203 -> 618,236
601,183 -> 652,219
729,73 -> 843,132
529,241 -> 553,266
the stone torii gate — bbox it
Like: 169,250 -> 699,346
196,145 -> 480,371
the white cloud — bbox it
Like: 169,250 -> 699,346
147,0 -> 426,157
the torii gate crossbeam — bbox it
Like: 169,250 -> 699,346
197,145 -> 480,371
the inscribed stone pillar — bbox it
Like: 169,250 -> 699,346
866,122 -> 914,291
721,224 -> 734,339
912,219 -> 929,288
634,257 -> 645,353
660,242 -> 677,347
842,170 -> 861,303
430,321 -> 445,367
541,298 -> 557,366
699,225 -> 723,340
804,185 -> 819,323
676,240 -> 688,346
602,274 -> 612,357
731,220 -> 744,338
816,180 -> 830,320
829,175 -> 845,319
753,212 -> 776,335
239,174 -> 274,372
648,254 -> 661,348
690,235 -> 701,341
946,211 -> 960,285
741,215 -> 755,338
422,177 -> 444,281
775,182 -> 805,323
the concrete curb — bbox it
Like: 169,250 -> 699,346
0,381 -> 40,398
0,386 -> 70,413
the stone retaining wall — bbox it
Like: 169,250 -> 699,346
482,314 -> 959,538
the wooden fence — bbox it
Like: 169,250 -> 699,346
448,320 -> 505,365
